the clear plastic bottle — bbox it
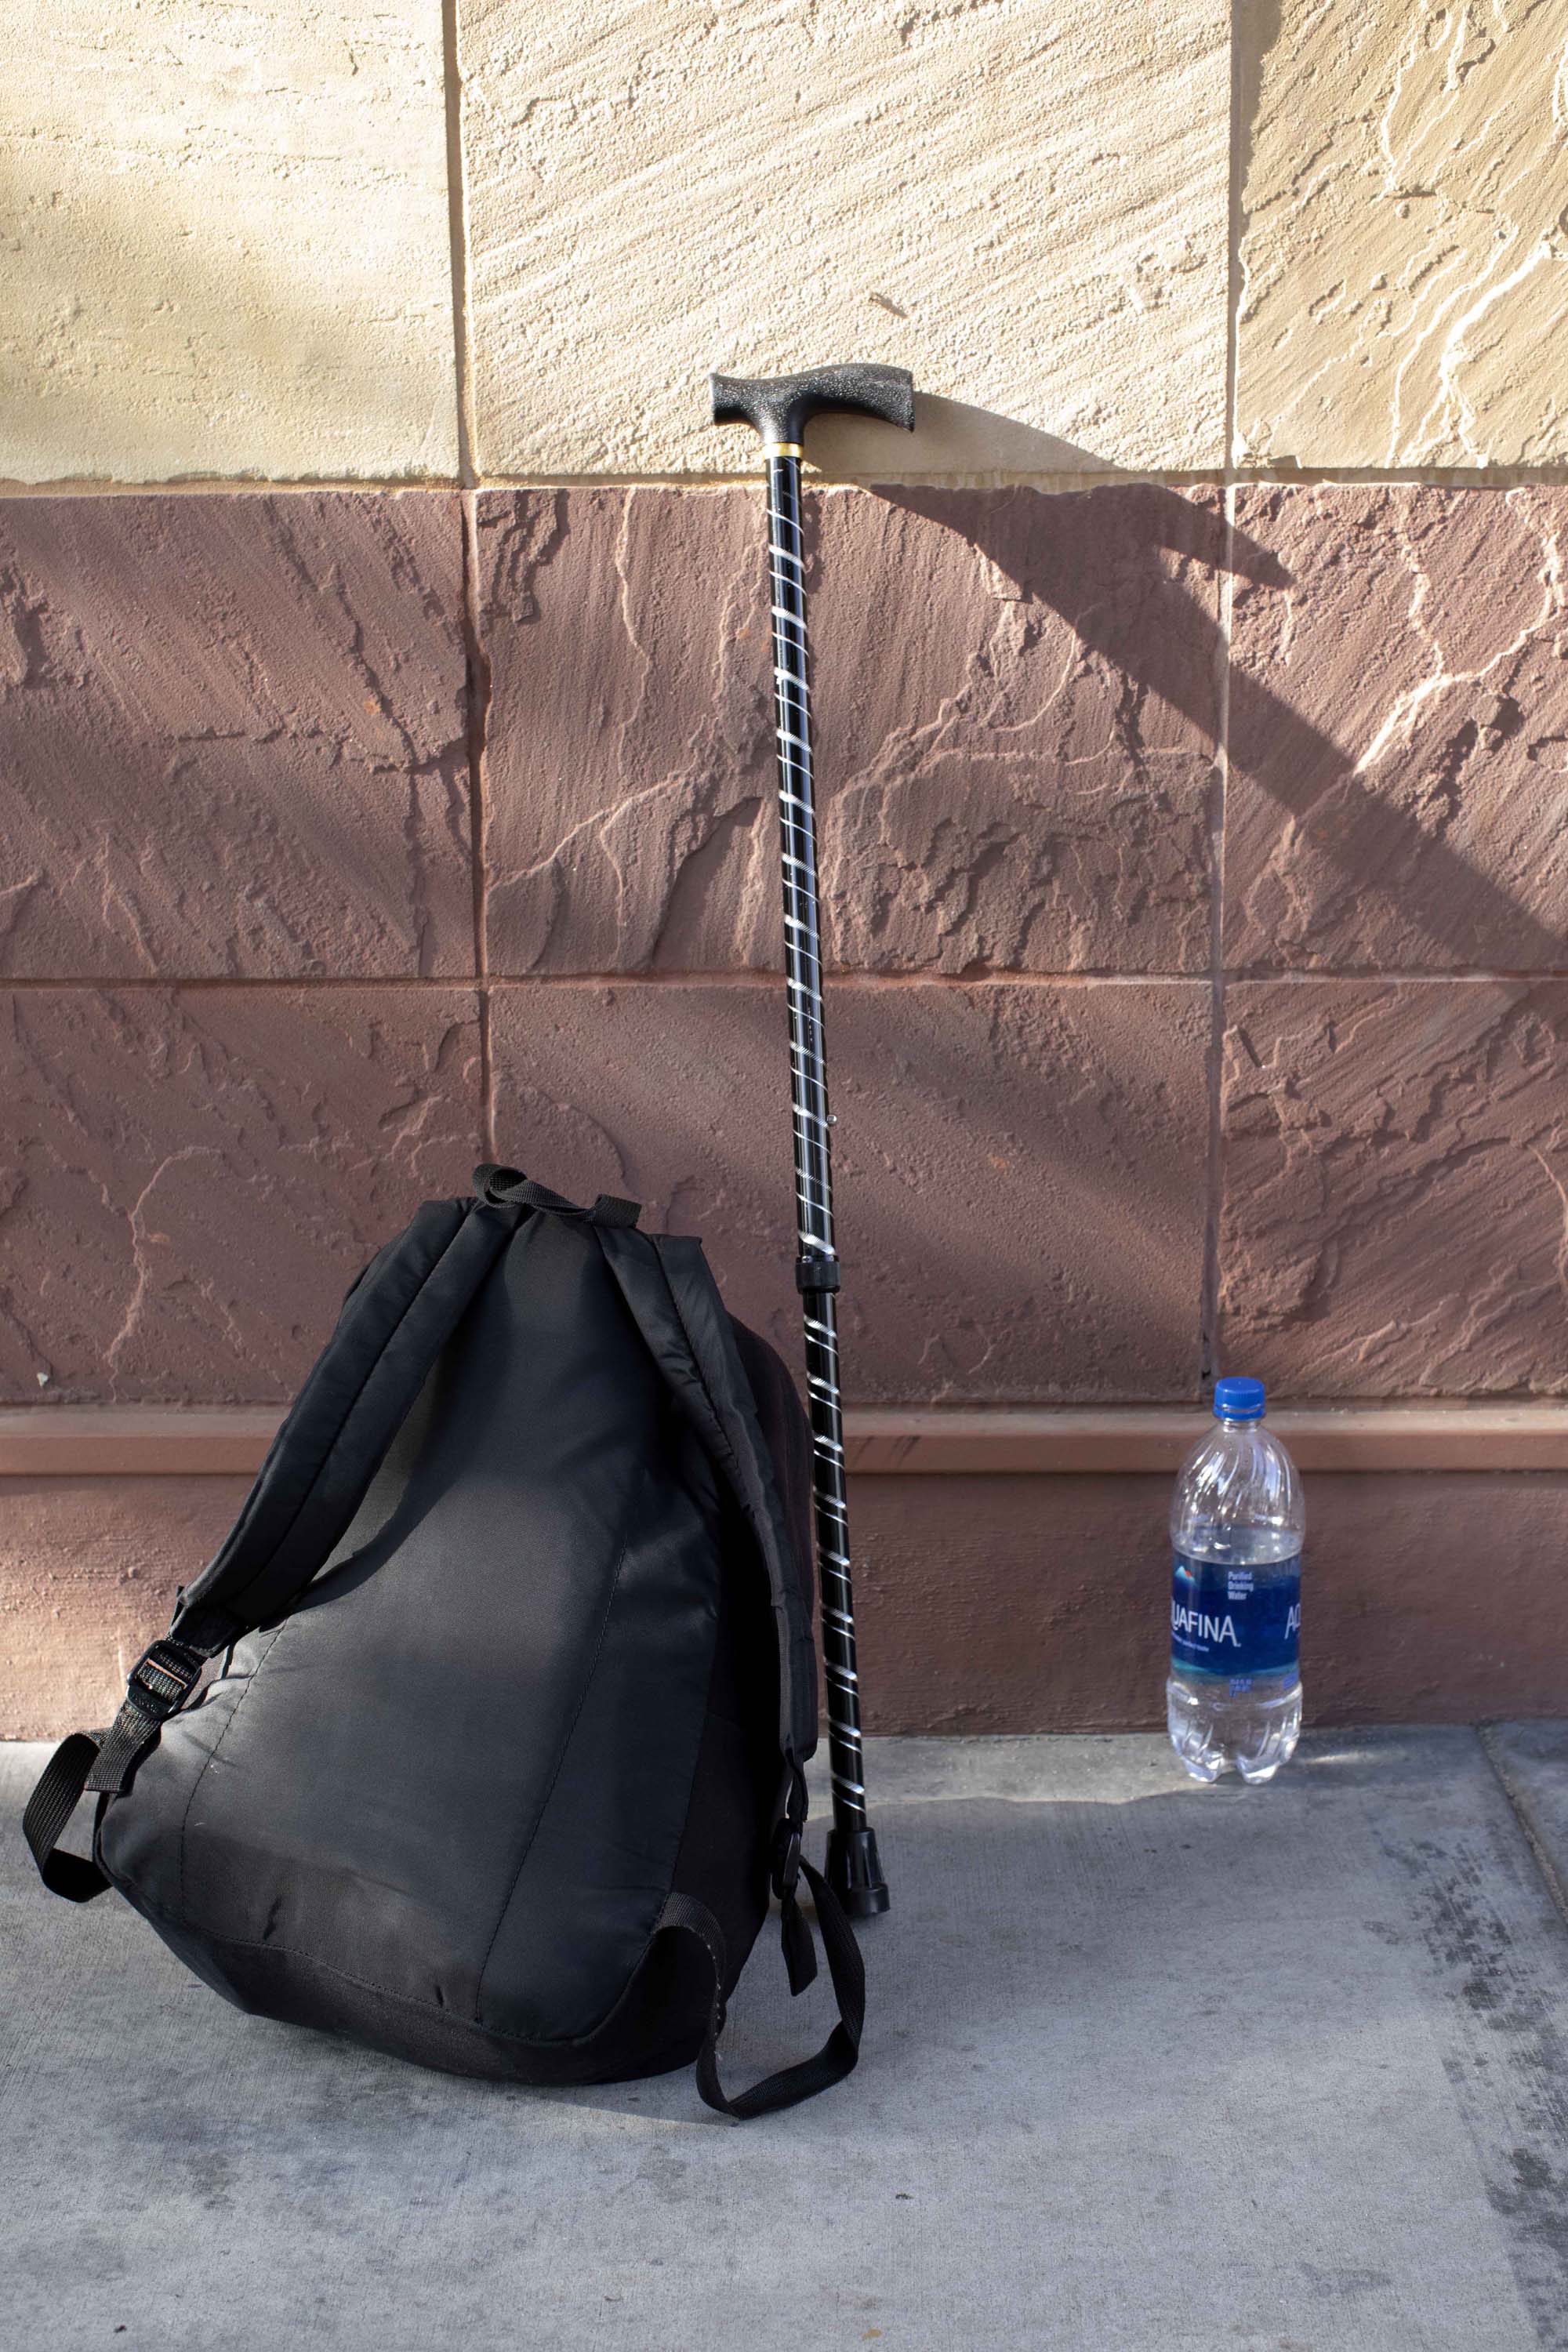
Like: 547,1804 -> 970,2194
1167,1377 -> 1304,1784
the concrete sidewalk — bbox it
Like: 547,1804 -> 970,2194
7,1727 -> 1568,2352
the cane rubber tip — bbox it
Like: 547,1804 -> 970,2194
826,1825 -> 891,1918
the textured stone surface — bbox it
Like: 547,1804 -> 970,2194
460,0 -> 1229,477
2,1 -> 456,482
1220,981 -> 1568,1396
856,1468 -> 1568,1734
0,495 -> 473,978
1237,0 -> 1568,467
1225,486 -> 1568,973
0,1477 -> 247,1736
488,979 -> 1208,1401
0,988 -> 481,1403
481,485 -> 1221,976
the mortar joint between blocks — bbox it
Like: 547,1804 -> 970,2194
457,492 -> 494,1160
441,0 -> 477,492
1200,481 -> 1237,1392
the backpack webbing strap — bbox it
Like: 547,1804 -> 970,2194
474,1163 -> 641,1228
23,1733 -> 110,1903
659,1860 -> 864,2121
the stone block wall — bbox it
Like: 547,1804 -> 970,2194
3,0 -> 1566,1734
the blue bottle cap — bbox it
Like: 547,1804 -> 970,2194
1213,1375 -> 1266,1422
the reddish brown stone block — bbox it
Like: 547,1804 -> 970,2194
0,988 -> 482,1403
479,485 -> 1221,977
1219,980 -> 1568,1396
853,1468 -> 1568,1734
0,495 -> 473,978
0,1476 -> 248,1737
488,978 -> 1208,1402
1226,485 -> 1568,972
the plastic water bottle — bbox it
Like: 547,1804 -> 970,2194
1167,1377 -> 1304,1784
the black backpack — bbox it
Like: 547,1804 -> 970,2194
24,1164 -> 863,2122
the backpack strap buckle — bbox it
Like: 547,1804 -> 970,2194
770,1762 -> 809,1902
127,1639 -> 205,1715
771,1817 -> 803,1904
85,1637 -> 207,1796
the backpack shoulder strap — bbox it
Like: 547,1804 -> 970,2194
25,1193 -> 519,1900
594,1224 -> 864,2122
169,1196 -> 518,1661
594,1225 -> 818,1774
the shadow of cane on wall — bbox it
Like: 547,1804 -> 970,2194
874,443 -> 1565,974
805,397 -> 1125,483
780,434 -> 1568,1406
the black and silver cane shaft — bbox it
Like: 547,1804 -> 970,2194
764,440 -> 876,1906
710,365 -> 915,1918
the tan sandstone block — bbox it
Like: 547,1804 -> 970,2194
1238,2 -> 1568,468
2,2 -> 457,482
460,0 -> 1229,478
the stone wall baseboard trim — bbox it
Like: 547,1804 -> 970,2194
5,1404 -> 1566,1479
11,471 -> 1568,499
5,1464 -> 1563,1738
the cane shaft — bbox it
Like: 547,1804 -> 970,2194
764,451 -> 866,1842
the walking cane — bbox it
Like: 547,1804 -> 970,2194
710,364 -> 915,1918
